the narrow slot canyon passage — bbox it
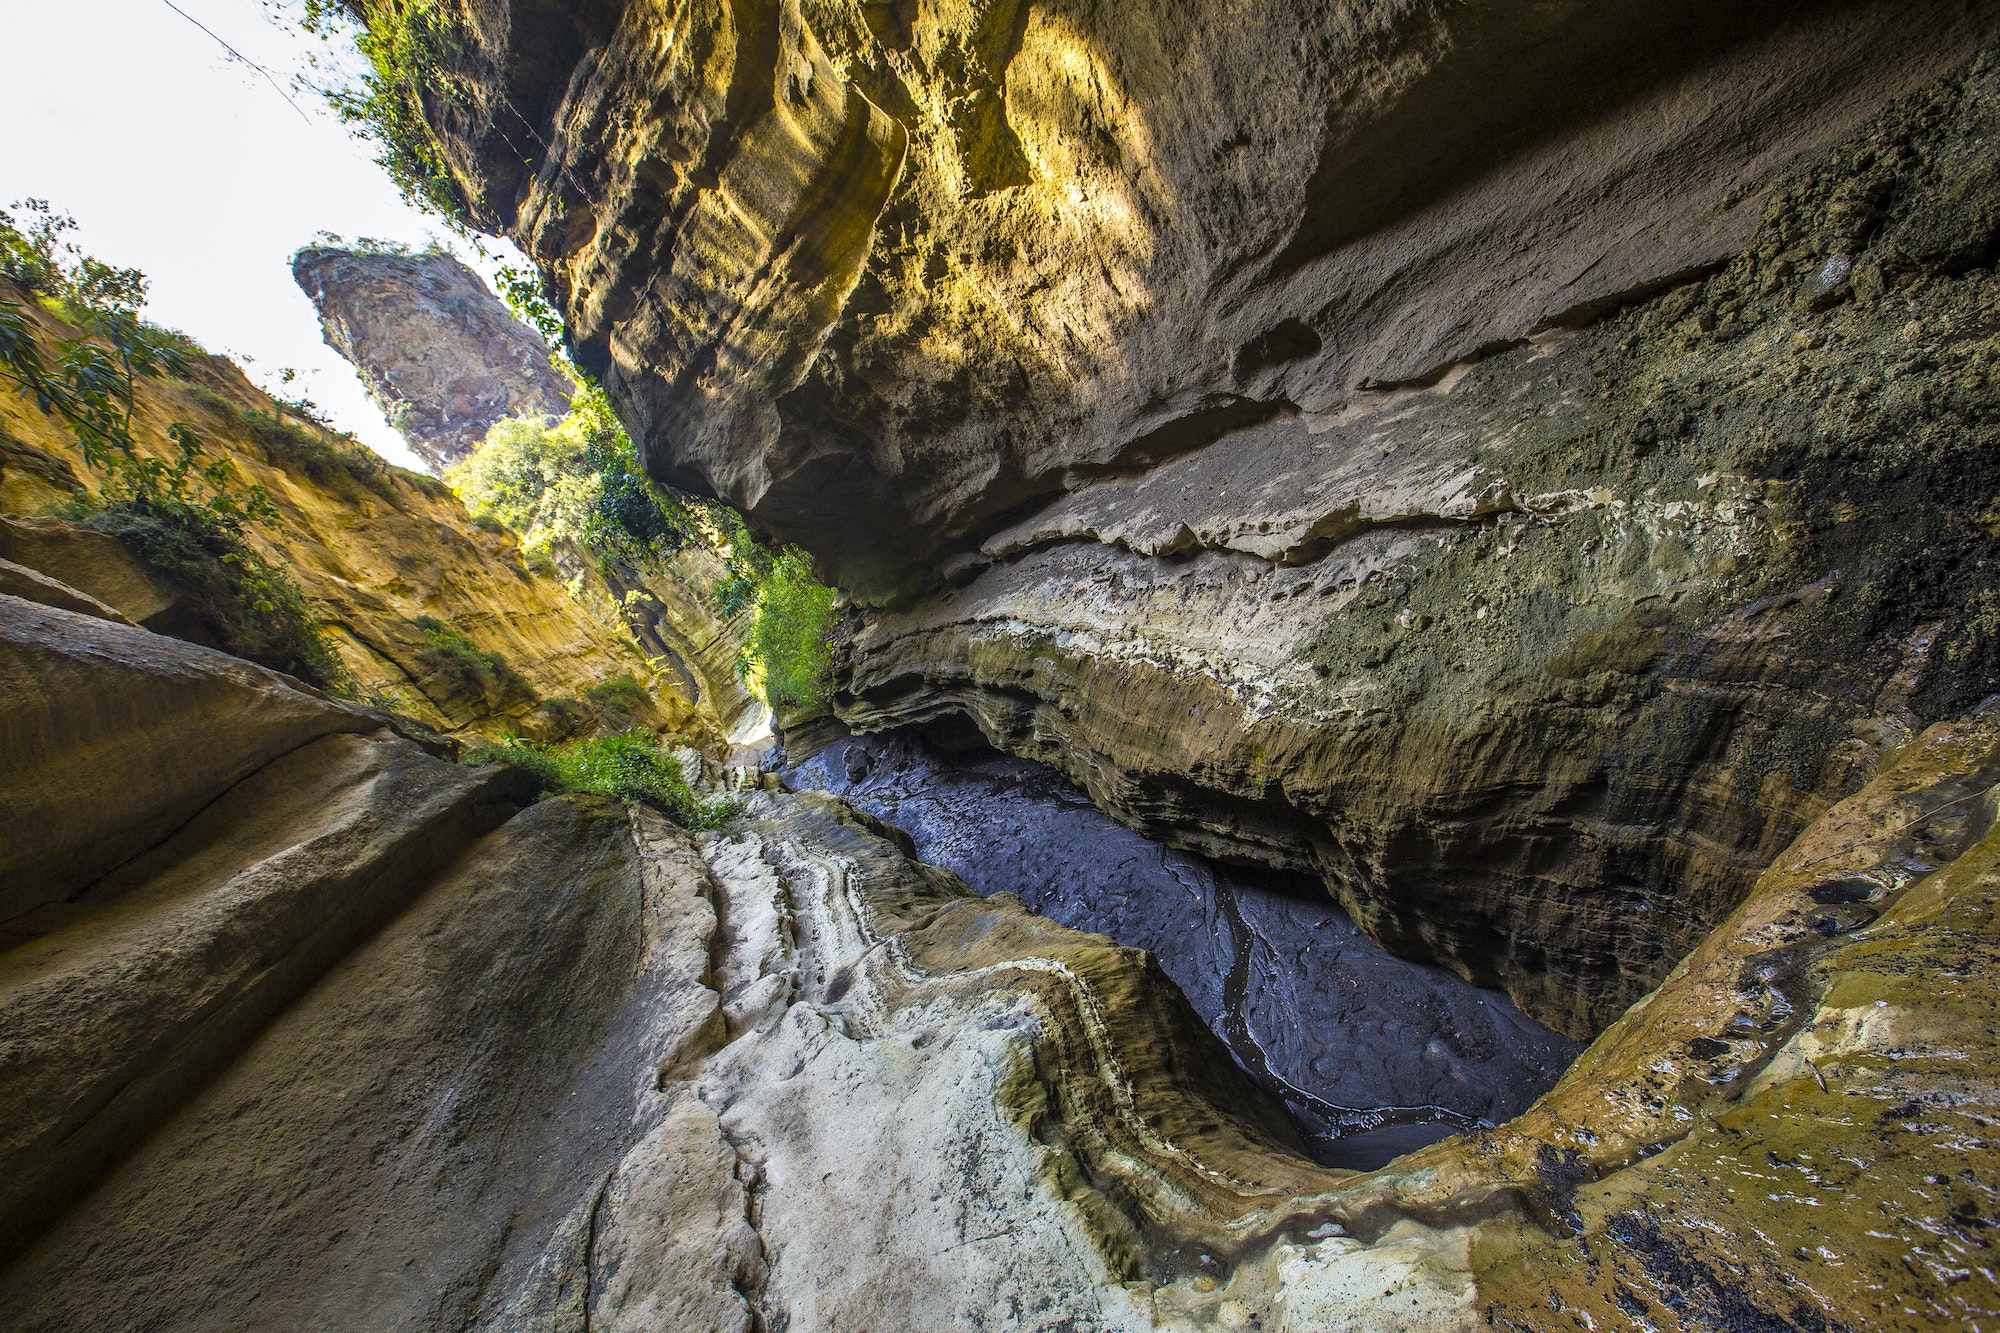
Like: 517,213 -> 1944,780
787,726 -> 1584,1170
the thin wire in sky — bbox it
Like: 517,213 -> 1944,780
157,0 -> 315,125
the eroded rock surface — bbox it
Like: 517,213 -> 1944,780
394,0 -> 2000,1036
789,726 -> 1582,1168
293,246 -> 573,471
407,0 -> 1989,599
838,60 -> 2000,1035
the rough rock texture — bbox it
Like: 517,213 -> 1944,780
837,56 -> 2000,1036
293,246 -> 573,471
9,603 -> 1993,1327
0,597 -> 534,1249
411,0 -> 1991,598
404,0 -> 2000,1033
790,726 -> 1583,1168
0,286 -> 720,745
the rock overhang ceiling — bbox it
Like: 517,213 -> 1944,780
409,0 -> 1995,599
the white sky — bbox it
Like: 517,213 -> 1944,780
0,0 -> 531,471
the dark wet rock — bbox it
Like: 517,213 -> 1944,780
790,728 -> 1582,1168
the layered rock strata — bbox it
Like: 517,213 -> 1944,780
408,0 -> 1991,595
293,245 -> 573,471
839,85 -> 2000,1034
396,0 -> 2000,1033
5,586 -> 1994,1328
789,726 -> 1583,1169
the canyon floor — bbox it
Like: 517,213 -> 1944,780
1,588 -> 1995,1330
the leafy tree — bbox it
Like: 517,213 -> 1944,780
295,1 -> 479,228
496,263 -> 566,346
448,382 -> 712,565
0,199 -> 147,314
739,548 -> 836,717
0,300 -> 277,532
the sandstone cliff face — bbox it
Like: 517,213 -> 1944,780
410,0 -> 1990,597
293,246 -> 573,471
400,0 -> 2000,1033
595,542 -> 769,746
286,249 -> 768,747
0,287 -> 719,745
4,591 -> 1994,1330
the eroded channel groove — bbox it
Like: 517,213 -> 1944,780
788,726 -> 1583,1169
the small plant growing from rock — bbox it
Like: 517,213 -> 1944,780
584,672 -> 649,717
410,614 -> 537,703
464,728 -> 738,829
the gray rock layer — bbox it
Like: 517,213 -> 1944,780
293,246 -> 573,471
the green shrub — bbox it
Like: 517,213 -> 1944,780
447,382 -> 712,566
75,499 -> 352,692
411,615 -> 537,701
745,549 -> 835,716
183,383 -> 401,498
464,729 -> 738,829
0,207 -> 360,695
1,199 -> 146,316
584,672 -> 650,716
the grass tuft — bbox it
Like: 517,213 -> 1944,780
465,729 -> 739,829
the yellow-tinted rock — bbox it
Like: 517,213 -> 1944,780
0,288 -> 723,745
0,515 -> 177,625
0,557 -> 134,625
0,595 -> 380,906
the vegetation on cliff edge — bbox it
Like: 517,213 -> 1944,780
0,203 -> 351,691
465,729 -> 738,829
447,381 -> 703,567
296,1 -> 478,228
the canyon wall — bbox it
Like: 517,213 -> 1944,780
401,0 -> 2000,1033
293,242 -> 769,747
0,284 -> 719,745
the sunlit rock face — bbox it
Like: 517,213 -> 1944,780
290,251 -> 772,746
0,288 -> 715,745
293,246 -> 573,471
